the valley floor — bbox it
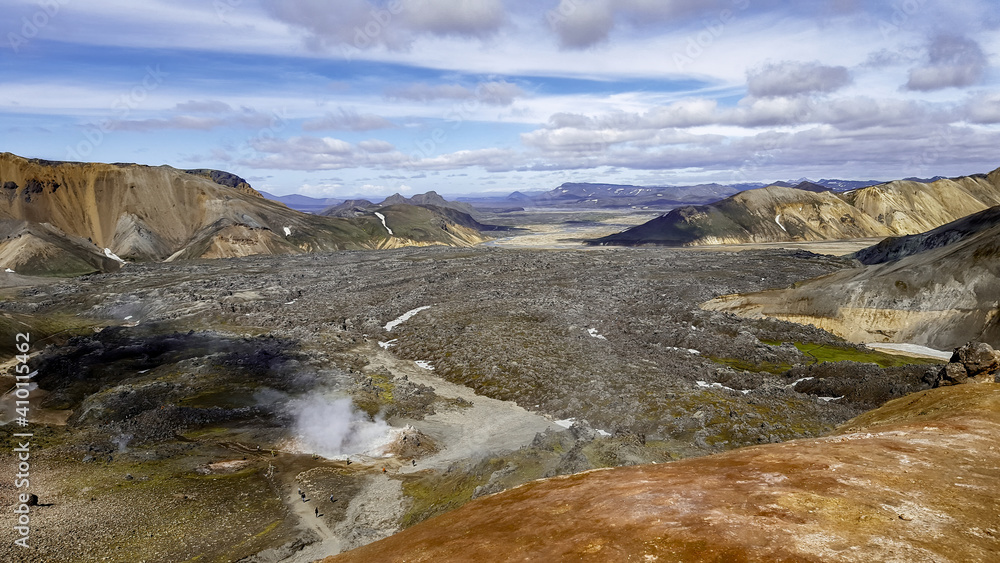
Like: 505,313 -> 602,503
0,245 -> 941,561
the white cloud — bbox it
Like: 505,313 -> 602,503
401,0 -> 506,37
174,100 -> 233,113
406,148 -> 519,171
386,80 -> 525,106
964,92 -> 1000,124
302,109 -> 397,131
358,139 -> 397,153
747,61 -> 852,98
548,0 -> 615,49
906,34 -> 988,91
106,107 -> 281,132
265,0 -> 506,51
239,136 -> 520,173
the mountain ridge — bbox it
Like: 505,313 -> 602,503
0,153 -> 497,274
589,167 -> 1000,246
703,204 -> 1000,350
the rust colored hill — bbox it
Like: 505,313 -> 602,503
324,384 -> 1000,562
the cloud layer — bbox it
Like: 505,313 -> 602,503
3,0 -> 998,196
907,35 -> 988,91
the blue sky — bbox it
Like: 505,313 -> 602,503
2,0 -> 999,197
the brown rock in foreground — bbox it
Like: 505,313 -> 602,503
323,384 -> 1000,562
929,342 -> 1000,387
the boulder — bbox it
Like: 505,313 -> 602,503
949,342 -> 1000,378
931,342 -> 1000,387
935,363 -> 969,387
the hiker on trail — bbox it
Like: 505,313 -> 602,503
382,467 -> 386,473
412,459 -> 416,466
315,507 -> 319,517
330,495 -> 337,503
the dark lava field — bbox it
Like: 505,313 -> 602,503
0,246 -> 940,561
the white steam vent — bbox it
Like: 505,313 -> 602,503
292,396 -> 395,458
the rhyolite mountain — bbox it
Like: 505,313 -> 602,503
703,204 -> 1000,350
589,167 -> 1000,246
376,190 -> 479,216
0,153 -> 495,275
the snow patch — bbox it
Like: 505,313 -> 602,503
385,306 -> 431,331
4,268 -> 13,273
865,342 -> 951,361
284,300 -> 296,305
666,347 -> 700,355
697,380 -> 751,395
414,360 -> 434,370
775,214 -> 787,232
554,417 -> 612,436
378,339 -> 398,350
587,328 -> 607,340
104,248 -> 126,264
818,396 -> 843,402
283,226 -> 292,236
554,418 -> 575,429
374,212 -> 393,236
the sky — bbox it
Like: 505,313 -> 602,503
2,0 -> 999,198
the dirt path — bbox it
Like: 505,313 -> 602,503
277,472 -> 340,563
364,343 -> 559,473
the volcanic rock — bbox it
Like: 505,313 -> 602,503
929,342 -> 1000,387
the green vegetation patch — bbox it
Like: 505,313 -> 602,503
401,469 -> 490,528
51,452 -> 293,563
709,341 -> 935,374
783,342 -> 935,367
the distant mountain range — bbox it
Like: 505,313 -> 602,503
456,179 -> 885,211
264,179 -> 888,213
589,168 -> 1000,247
